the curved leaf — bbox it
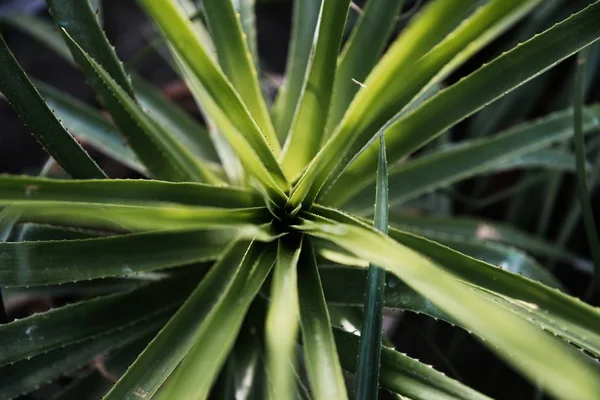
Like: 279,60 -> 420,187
290,0 -> 536,206
35,82 -> 145,174
298,216 -> 600,400
356,136 -> 388,399
132,75 -> 220,165
0,36 -> 105,179
154,242 -> 276,400
137,0 -> 288,189
271,0 -> 321,141
329,106 -> 600,208
0,323 -> 160,400
280,0 -> 351,178
298,240 -> 348,400
105,241 -> 253,400
46,0 -> 133,94
325,0 -> 405,136
265,235 -> 302,400
314,206 -> 600,359
0,229 -> 243,286
170,52 -> 288,203
0,176 -> 261,208
385,213 -> 576,263
202,0 -> 277,149
63,33 -> 219,183
334,328 -> 491,400
51,337 -> 151,400
1,201 -> 270,233
0,275 -> 197,365
335,2 -> 600,201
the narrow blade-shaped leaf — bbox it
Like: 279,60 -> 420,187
290,0 -> 531,206
298,240 -> 348,400
132,75 -> 220,165
271,0 -> 321,141
0,229 -> 246,286
322,0 -> 542,197
265,234 -> 302,400
0,275 -> 197,365
1,201 -> 270,232
0,176 -> 261,208
325,0 -> 405,136
335,328 -> 491,400
154,242 -> 276,399
46,0 -> 133,94
105,241 -> 253,400
335,2 -> 600,201
356,136 -> 388,400
63,33 -> 219,183
0,36 -> 105,179
385,213 -> 577,264
280,0 -> 351,178
0,322 -> 161,400
297,218 -> 600,400
34,82 -> 145,174
137,0 -> 287,180
314,206 -> 600,361
202,0 -> 277,149
328,106 -> 600,209
170,51 -> 288,203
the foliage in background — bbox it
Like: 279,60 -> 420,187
0,0 -> 600,399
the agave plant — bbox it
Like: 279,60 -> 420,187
1,0 -> 600,399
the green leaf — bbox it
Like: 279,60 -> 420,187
334,1 -> 600,202
105,241 -> 253,400
355,136 -> 388,400
326,106 -> 600,209
234,0 -> 259,65
202,0 -> 277,150
34,82 -> 145,174
280,0 -> 351,178
1,201 -> 270,233
265,235 -> 302,400
319,265 -> 449,321
132,75 -> 221,165
0,322 -> 160,400
334,328 -> 491,400
290,0 -> 536,206
0,275 -> 198,365
46,0 -> 133,95
0,176 -> 261,208
51,336 -> 151,400
0,229 -> 244,286
154,242 -> 276,400
169,52 -> 288,203
0,36 -> 105,179
573,47 -> 600,291
271,0 -> 321,141
63,32 -> 219,183
431,239 -> 563,290
298,217 -> 600,400
298,240 -> 348,400
137,0 -> 287,186
384,213 -> 577,264
0,12 -> 222,178
314,206 -> 600,359
325,0 -> 405,136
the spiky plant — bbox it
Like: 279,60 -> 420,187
1,0 -> 600,399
